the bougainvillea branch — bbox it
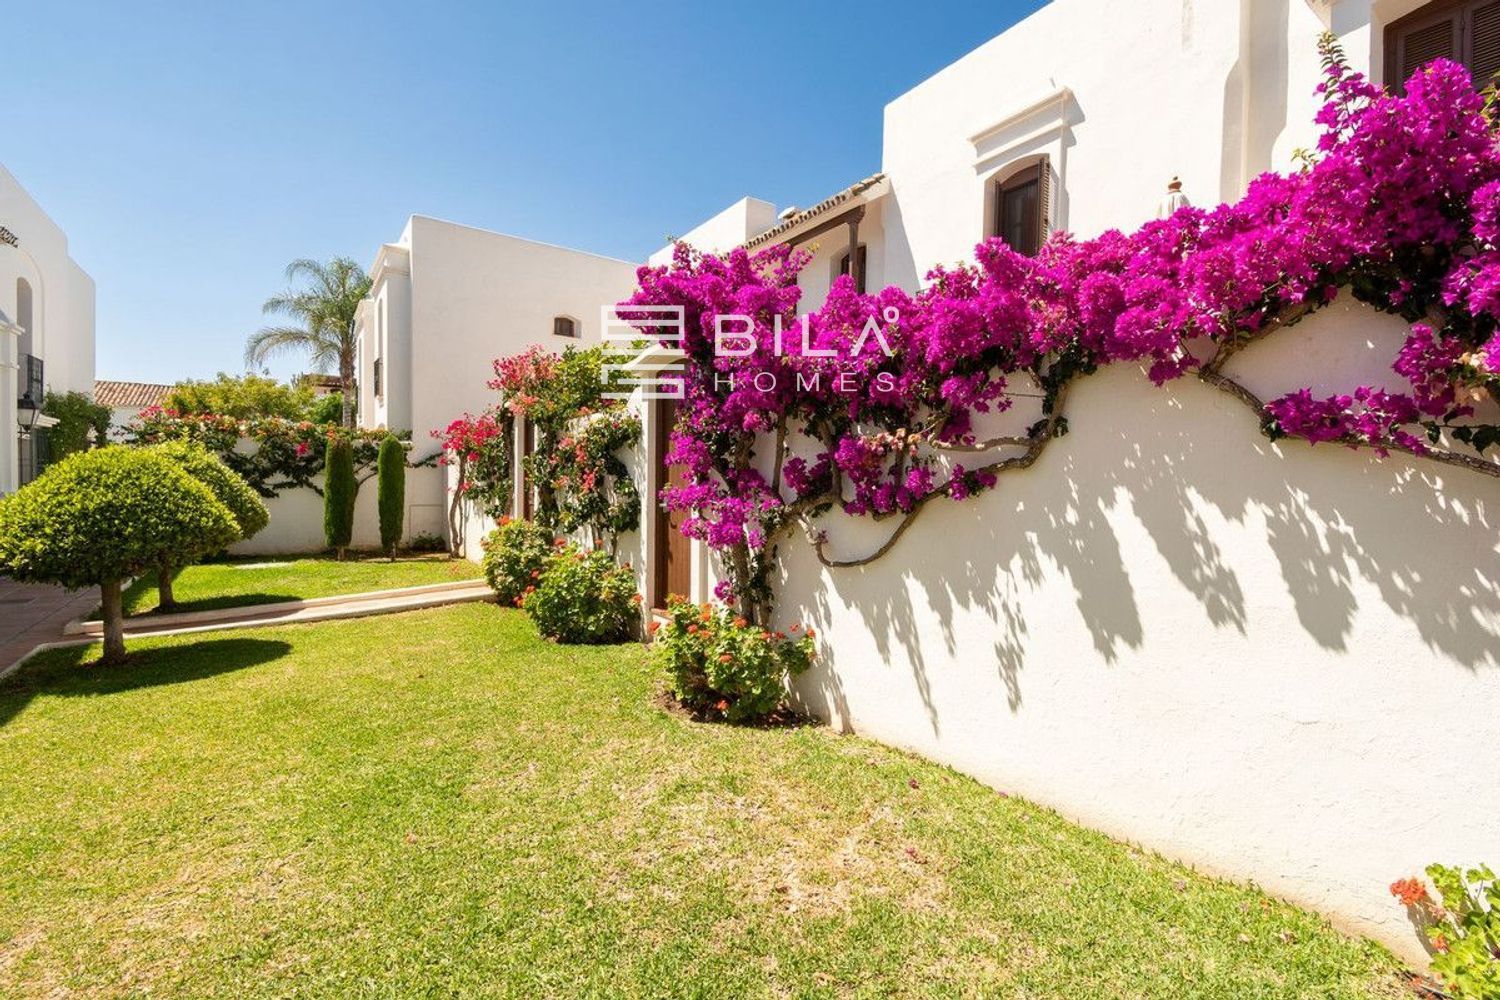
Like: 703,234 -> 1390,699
624,36 -> 1499,624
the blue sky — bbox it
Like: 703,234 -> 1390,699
10,0 -> 1046,383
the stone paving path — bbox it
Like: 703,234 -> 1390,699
0,580 -> 99,676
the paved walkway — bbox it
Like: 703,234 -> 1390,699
0,580 -> 99,675
0,579 -> 496,677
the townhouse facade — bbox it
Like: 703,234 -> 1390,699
0,164 -> 96,494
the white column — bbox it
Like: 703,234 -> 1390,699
0,321 -> 20,494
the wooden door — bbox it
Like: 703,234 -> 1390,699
521,419 -> 535,520
653,398 -> 693,608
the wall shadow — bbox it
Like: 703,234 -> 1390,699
778,365 -> 1497,726
0,637 -> 293,728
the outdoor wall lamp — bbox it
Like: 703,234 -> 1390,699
17,394 -> 40,438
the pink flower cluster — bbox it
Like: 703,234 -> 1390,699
622,50 -> 1500,601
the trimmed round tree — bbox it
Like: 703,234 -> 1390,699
0,447 -> 239,664
323,436 -> 356,559
152,440 -> 270,611
376,435 -> 405,559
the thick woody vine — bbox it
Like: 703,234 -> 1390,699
624,36 -> 1500,627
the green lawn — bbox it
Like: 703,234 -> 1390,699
114,554 -> 482,617
0,605 -> 1407,998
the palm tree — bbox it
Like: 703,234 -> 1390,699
245,257 -> 372,427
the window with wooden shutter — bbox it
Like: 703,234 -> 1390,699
838,245 -> 868,293
993,157 -> 1049,258
552,316 -> 578,338
1386,0 -> 1500,90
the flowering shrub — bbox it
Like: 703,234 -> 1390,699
1390,864 -> 1500,998
481,518 -> 556,605
523,411 -> 641,549
622,37 -> 1499,624
128,408 -> 399,497
433,411 -> 513,518
522,546 -> 640,644
650,598 -> 815,723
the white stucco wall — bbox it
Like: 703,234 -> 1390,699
0,163 -> 96,492
649,197 -> 778,266
230,464 -> 445,556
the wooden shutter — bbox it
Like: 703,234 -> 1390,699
1472,1 -> 1500,85
839,245 -> 868,293
1388,4 -> 1459,89
994,159 -> 1048,257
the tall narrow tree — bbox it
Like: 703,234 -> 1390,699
376,435 -> 406,560
324,437 -> 356,560
244,257 -> 371,427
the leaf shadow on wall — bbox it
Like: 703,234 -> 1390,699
778,369 -> 1498,732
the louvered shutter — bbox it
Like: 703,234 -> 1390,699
1471,1 -> 1500,85
1037,156 -> 1052,244
1388,5 -> 1459,89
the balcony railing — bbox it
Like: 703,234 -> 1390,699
19,353 -> 43,407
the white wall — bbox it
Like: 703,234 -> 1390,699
754,303 -> 1499,966
230,464 -> 445,556
0,163 -> 96,492
649,197 -> 778,266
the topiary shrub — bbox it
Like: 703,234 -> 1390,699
522,546 -> 639,644
377,435 -> 406,559
650,598 -> 815,723
323,437 -> 356,559
480,518 -> 555,605
151,440 -> 270,611
0,447 -> 239,664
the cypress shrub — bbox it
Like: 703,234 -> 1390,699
323,437 -> 356,559
376,435 -> 406,559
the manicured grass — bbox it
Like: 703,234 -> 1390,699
115,554 -> 482,617
0,605 -> 1407,998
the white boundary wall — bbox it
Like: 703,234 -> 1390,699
757,305 -> 1500,964
230,464 -> 445,556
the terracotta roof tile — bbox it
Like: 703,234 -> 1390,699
743,172 -> 887,250
93,380 -> 173,408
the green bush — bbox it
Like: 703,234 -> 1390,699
152,440 -> 270,609
408,531 -> 446,553
480,518 -> 556,605
1391,864 -> 1500,999
377,435 -> 405,558
522,547 -> 638,644
323,437 -> 356,558
41,390 -> 111,459
164,373 -> 314,420
651,598 -> 815,723
0,447 -> 239,663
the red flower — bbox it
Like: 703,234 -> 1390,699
686,624 -> 699,634
733,617 -> 748,629
1432,932 -> 1449,953
715,699 -> 729,713
647,620 -> 661,635
717,653 -> 733,664
1390,878 -> 1429,907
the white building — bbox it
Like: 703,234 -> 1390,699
93,380 -> 171,440
352,215 -> 639,541
0,164 -> 96,494
625,0 -> 1499,963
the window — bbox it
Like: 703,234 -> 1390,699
553,316 -> 578,338
373,357 -> 383,399
1386,0 -> 1500,90
838,245 -> 868,294
15,278 -> 33,357
992,159 -> 1050,257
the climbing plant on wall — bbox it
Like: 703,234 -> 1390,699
622,36 -> 1500,626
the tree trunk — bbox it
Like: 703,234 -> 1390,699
340,356 -> 355,429
99,579 -> 127,665
156,561 -> 176,612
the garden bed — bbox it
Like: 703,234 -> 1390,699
0,604 -> 1409,997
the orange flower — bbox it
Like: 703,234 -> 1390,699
715,699 -> 729,713
733,617 -> 748,629
686,624 -> 699,634
718,653 -> 733,664
1432,932 -> 1449,953
805,628 -> 816,639
789,623 -> 802,632
1390,878 -> 1429,907
530,569 -> 540,579
647,620 -> 661,635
